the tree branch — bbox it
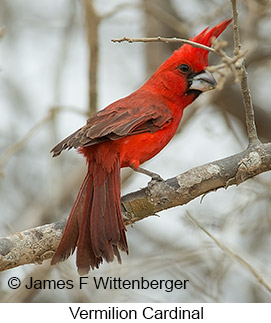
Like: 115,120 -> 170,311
231,0 -> 260,145
0,106 -> 87,176
1,142 -> 270,272
82,0 -> 100,115
1,2 -> 269,280
186,212 -> 271,294
112,36 -> 218,55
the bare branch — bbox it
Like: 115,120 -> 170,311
0,111 -> 54,177
112,36 -> 218,55
231,0 -> 241,56
1,143 -> 270,272
0,220 -> 66,272
82,0 -> 100,116
143,0 -> 188,35
231,0 -> 260,145
101,3 -> 140,20
186,212 -> 271,294
0,106 -> 86,176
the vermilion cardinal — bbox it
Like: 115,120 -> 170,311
51,19 -> 232,274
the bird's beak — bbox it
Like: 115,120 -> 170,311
189,70 -> 217,92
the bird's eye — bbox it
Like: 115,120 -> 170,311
178,64 -> 190,73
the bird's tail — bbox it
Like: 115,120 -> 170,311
51,150 -> 128,275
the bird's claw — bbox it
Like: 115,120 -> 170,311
150,173 -> 163,182
131,166 -> 164,182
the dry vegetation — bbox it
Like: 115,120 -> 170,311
0,0 -> 271,302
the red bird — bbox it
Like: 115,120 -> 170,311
51,19 -> 232,274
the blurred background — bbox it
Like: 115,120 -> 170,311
0,0 -> 271,302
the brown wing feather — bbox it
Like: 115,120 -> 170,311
51,104 -> 173,157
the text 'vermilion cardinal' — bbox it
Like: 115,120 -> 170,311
51,19 -> 232,275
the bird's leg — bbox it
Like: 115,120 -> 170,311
131,166 -> 163,182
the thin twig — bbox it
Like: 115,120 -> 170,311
112,36 -> 218,55
111,35 -> 246,86
144,0 -> 188,35
0,106 -> 86,176
231,0 -> 241,56
101,3 -> 140,20
0,112 -> 54,177
231,0 -> 260,145
186,212 -> 271,294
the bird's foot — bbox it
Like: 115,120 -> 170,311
131,166 -> 164,182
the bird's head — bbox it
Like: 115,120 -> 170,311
147,19 -> 232,101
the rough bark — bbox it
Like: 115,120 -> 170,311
1,142 -> 270,272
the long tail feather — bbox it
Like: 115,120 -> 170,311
51,173 -> 91,264
51,148 -> 128,274
89,156 -> 128,265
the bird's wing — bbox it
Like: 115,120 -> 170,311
51,104 -> 173,156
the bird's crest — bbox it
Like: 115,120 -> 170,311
157,18 -> 232,73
